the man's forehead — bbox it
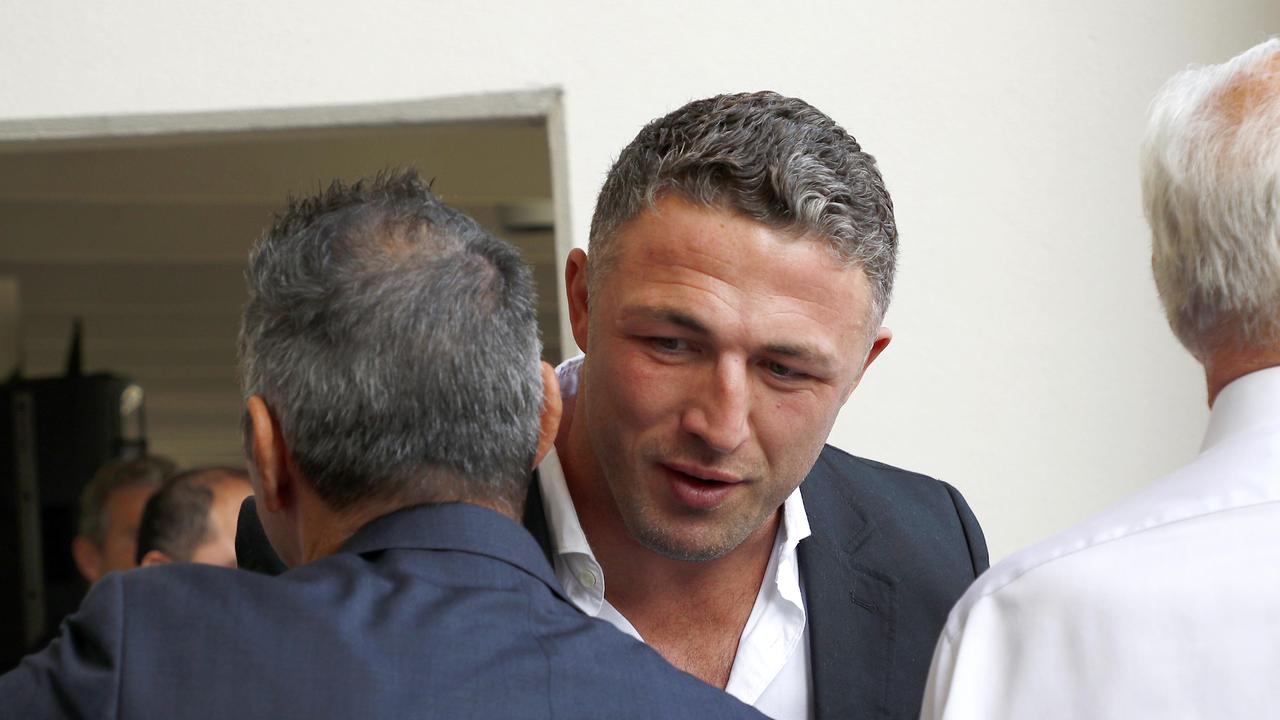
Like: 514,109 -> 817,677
613,200 -> 864,286
106,482 -> 154,508
613,237 -> 873,323
601,196 -> 879,345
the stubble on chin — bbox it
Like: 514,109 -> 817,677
610,459 -> 775,564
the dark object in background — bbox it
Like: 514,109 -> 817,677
0,320 -> 147,671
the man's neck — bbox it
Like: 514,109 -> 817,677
555,399 -> 777,687
1204,342 -> 1280,406
291,496 -> 371,565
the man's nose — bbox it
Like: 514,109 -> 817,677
679,359 -> 751,454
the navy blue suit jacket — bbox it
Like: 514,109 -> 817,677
795,446 -> 987,720
236,446 -> 989,720
0,503 -> 765,720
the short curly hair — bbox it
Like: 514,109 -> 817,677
589,91 -> 898,325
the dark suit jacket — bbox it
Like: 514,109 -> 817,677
796,446 -> 987,720
239,445 -> 988,720
524,444 -> 988,720
0,503 -> 765,720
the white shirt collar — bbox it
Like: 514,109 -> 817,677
536,448 -> 609,616
1201,365 -> 1280,452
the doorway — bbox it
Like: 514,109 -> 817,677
0,89 -> 572,466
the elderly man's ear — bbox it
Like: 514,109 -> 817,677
246,396 -> 295,514
534,362 -> 563,468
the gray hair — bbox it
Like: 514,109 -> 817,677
1142,38 -> 1280,358
238,170 -> 543,512
589,91 -> 898,325
77,455 -> 176,545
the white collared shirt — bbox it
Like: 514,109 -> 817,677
540,356 -> 814,720
921,366 -> 1280,720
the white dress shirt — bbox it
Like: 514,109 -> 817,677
921,366 -> 1280,720
540,356 -> 814,720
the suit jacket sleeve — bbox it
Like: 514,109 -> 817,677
943,481 -> 990,577
0,573 -> 124,719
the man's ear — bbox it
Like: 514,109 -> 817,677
139,549 -> 173,567
246,395 -> 293,514
533,362 -> 563,468
863,326 -> 892,374
565,249 -> 590,351
71,536 -> 103,584
843,326 -> 893,403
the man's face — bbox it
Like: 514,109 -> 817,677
99,483 -> 157,575
190,480 -> 253,568
574,195 -> 887,561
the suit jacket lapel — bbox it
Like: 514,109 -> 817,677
800,471 -> 898,720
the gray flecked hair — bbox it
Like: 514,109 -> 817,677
1142,38 -> 1280,359
588,91 -> 898,326
238,170 -> 543,512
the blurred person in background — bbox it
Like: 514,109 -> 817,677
135,467 -> 252,568
70,454 -> 175,584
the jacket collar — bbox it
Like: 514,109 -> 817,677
522,471 -> 556,566
339,501 -> 567,602
798,460 -> 897,720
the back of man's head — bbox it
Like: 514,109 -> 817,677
589,90 -> 898,326
73,454 -> 176,583
238,169 -> 543,516
1142,39 -> 1280,361
136,466 -> 252,567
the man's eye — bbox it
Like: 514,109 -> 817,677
651,337 -> 687,353
765,361 -> 804,380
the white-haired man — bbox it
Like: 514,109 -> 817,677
919,40 -> 1280,719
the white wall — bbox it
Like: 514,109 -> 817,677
2,0 -> 1276,559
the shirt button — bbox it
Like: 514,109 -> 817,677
578,569 -> 598,589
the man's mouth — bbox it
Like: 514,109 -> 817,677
660,462 -> 744,510
663,461 -> 744,484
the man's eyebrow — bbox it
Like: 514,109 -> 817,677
763,342 -> 838,371
618,306 -> 710,335
621,305 -> 842,370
